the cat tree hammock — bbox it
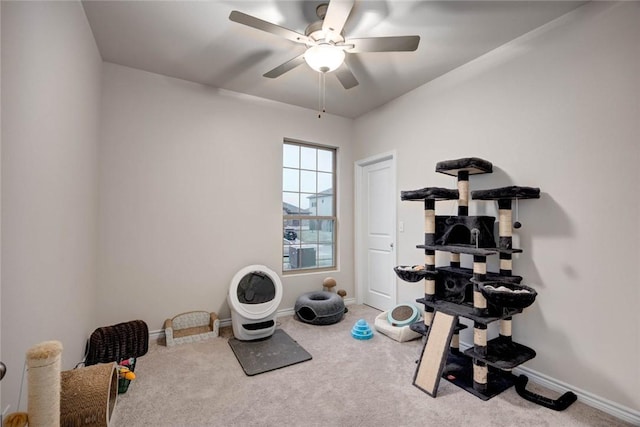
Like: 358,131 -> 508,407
398,157 -> 576,409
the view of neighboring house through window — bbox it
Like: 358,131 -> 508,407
283,140 -> 336,272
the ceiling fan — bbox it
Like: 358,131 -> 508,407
229,0 -> 420,90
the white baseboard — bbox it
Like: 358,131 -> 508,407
149,297 -> 358,338
513,365 -> 640,425
457,341 -> 640,425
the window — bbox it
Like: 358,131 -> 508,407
283,140 -> 336,272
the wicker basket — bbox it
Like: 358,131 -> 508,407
480,282 -> 537,309
86,320 -> 149,366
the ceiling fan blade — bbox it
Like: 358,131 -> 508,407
263,54 -> 306,78
229,11 -> 309,45
335,62 -> 359,90
348,36 -> 420,53
322,0 -> 355,41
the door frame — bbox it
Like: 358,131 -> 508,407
354,151 -> 397,307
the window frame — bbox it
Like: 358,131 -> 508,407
282,139 -> 337,274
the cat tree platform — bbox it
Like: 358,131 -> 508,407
435,157 -> 493,176
401,187 -> 459,201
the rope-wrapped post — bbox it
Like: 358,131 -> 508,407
448,253 -> 464,352
472,255 -> 488,316
457,171 -> 469,216
454,171 -> 470,354
449,252 -> 460,268
498,199 -> 514,255
448,251 -> 462,354
26,340 -> 63,427
472,255 -> 488,394
498,198 -> 514,344
423,199 -> 436,326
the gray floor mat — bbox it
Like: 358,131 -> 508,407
228,329 -> 312,376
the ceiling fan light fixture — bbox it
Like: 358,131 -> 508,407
304,44 -> 345,73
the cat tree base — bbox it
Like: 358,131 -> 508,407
443,351 -> 517,401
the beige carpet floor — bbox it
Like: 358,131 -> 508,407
111,305 -> 630,426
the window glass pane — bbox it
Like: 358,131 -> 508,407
318,244 -> 334,268
300,146 -> 317,170
317,149 -> 333,172
283,221 -> 299,242
318,172 -> 332,194
283,240 -> 293,264
283,168 -> 299,192
300,170 -> 317,193
283,144 -> 299,168
300,193 -> 317,215
314,194 -> 333,216
287,244 -> 317,270
283,192 -> 300,214
301,219 -> 319,244
317,220 -> 334,243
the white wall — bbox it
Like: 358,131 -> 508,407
1,0 -> 102,411
0,0 -> 3,408
354,1 -> 639,412
0,0 -> 3,407
97,63 -> 354,330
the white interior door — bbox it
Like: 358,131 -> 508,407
356,154 -> 396,311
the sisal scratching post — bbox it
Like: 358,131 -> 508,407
457,170 -> 469,216
454,170 -> 469,353
423,198 -> 436,326
498,198 -> 515,344
60,363 -> 118,427
26,340 -> 63,427
472,256 -> 488,394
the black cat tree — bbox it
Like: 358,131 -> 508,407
396,157 -> 576,409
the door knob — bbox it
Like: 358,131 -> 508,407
0,361 -> 6,381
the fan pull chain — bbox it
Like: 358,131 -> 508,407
318,71 -> 322,118
318,72 -> 328,118
322,72 -> 326,115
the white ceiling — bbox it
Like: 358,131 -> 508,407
82,1 -> 585,118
